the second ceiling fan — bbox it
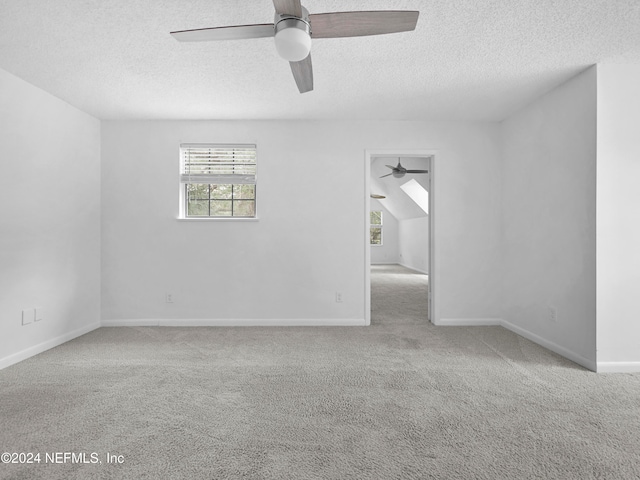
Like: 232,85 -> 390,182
380,159 -> 429,179
171,0 -> 419,93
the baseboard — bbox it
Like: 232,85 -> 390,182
101,318 -> 367,327
101,319 -> 161,327
435,317 -> 597,371
437,318 -> 502,326
596,362 -> 640,373
0,322 -> 101,371
397,263 -> 429,275
500,319 -> 597,372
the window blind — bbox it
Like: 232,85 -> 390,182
180,144 -> 257,185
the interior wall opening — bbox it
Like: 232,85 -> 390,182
365,152 -> 433,326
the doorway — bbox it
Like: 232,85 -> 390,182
365,150 -> 435,326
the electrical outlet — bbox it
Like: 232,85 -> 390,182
22,308 -> 35,325
335,292 -> 343,303
548,306 -> 557,323
165,293 -> 174,303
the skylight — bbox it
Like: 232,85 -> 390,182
400,179 -> 429,214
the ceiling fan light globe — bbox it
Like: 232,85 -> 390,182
274,19 -> 311,62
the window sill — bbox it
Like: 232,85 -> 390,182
177,217 -> 259,222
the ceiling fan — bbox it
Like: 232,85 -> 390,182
380,159 -> 429,178
170,0 -> 419,94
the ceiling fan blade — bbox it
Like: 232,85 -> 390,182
171,24 -> 274,42
405,170 -> 429,173
385,165 -> 397,170
379,173 -> 393,178
309,11 -> 419,39
290,54 -> 313,93
273,0 -> 302,17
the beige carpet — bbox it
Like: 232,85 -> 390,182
1,265 -> 639,479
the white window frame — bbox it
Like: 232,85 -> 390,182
178,143 -> 258,220
370,210 -> 383,246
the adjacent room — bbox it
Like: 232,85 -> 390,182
369,155 -> 431,325
1,1 -> 640,478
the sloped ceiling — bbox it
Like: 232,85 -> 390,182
1,0 -> 640,121
371,156 -> 429,220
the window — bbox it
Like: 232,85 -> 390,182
180,144 -> 257,218
400,179 -> 429,214
370,210 -> 383,245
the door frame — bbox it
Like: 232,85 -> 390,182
364,149 -> 437,326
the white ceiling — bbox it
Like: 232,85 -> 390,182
371,156 -> 430,220
1,0 -> 639,121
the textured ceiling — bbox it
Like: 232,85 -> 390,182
1,0 -> 640,121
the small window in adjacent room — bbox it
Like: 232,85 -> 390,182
180,144 -> 257,218
370,210 -> 383,245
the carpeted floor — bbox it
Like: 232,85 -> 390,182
371,264 -> 429,325
1,265 -> 639,479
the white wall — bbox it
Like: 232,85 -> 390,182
370,198 -> 399,264
501,67 -> 597,369
399,217 -> 429,273
596,64 -> 640,371
0,68 -> 101,368
2,62 -> 636,371
101,120 -> 502,325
